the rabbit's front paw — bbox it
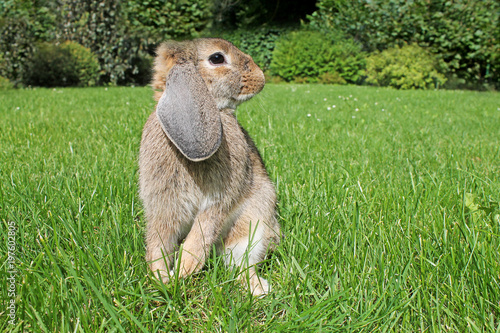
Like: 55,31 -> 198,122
177,251 -> 204,277
249,276 -> 271,297
150,268 -> 171,284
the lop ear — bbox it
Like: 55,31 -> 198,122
156,60 -> 222,162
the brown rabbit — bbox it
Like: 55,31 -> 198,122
139,38 -> 280,296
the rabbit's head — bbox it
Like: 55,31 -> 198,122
151,38 -> 265,162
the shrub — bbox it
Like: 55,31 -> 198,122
270,30 -> 365,84
0,0 -> 57,86
0,75 -> 13,90
365,44 -> 447,89
24,41 -> 100,87
126,0 -> 210,41
58,0 -> 142,85
307,0 -> 499,89
62,41 -> 101,87
318,72 -> 346,85
121,53 -> 153,86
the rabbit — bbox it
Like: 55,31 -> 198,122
139,38 -> 280,296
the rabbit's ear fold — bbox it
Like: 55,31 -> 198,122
156,61 -> 222,162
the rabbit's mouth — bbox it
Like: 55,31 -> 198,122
219,93 -> 256,110
216,97 -> 240,110
236,92 -> 256,102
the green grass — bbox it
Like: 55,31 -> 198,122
1,84 -> 499,332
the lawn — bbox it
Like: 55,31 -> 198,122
1,84 -> 499,332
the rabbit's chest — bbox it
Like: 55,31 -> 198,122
175,150 -> 252,231
183,113 -> 252,194
184,139 -> 252,196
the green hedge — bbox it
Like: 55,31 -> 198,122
0,0 -> 56,86
0,75 -> 13,90
2,0 -> 497,90
0,0 -> 208,87
269,30 -> 365,84
126,0 -> 210,41
24,41 -> 100,87
307,0 -> 499,89
366,44 -> 447,89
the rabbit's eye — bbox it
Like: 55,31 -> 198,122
209,53 -> 226,65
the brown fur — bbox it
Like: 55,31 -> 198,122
139,38 -> 280,296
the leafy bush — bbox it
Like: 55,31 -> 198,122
55,0 -> 210,86
0,75 -> 13,89
366,44 -> 446,89
307,0 -> 499,89
0,0 -> 57,86
24,41 -> 100,87
57,0 -> 132,85
0,13 -> 32,85
318,72 -> 346,85
122,54 -> 153,87
0,0 -> 211,87
214,27 -> 289,71
62,41 -> 101,87
269,30 -> 365,84
0,51 -> 13,89
125,0 -> 211,41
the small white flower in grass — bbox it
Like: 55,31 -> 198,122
352,116 -> 356,119
375,102 -> 378,105
382,109 -> 385,112
307,114 -> 311,117
105,87 -> 108,91
126,102 -> 130,105
349,95 -> 352,98
354,98 -> 358,101
327,107 -> 331,110
16,107 -> 20,110
324,98 -> 327,101
338,96 -> 342,99
355,108 -> 359,112
332,105 -> 336,108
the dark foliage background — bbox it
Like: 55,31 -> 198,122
0,0 -> 497,89
308,0 -> 499,89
